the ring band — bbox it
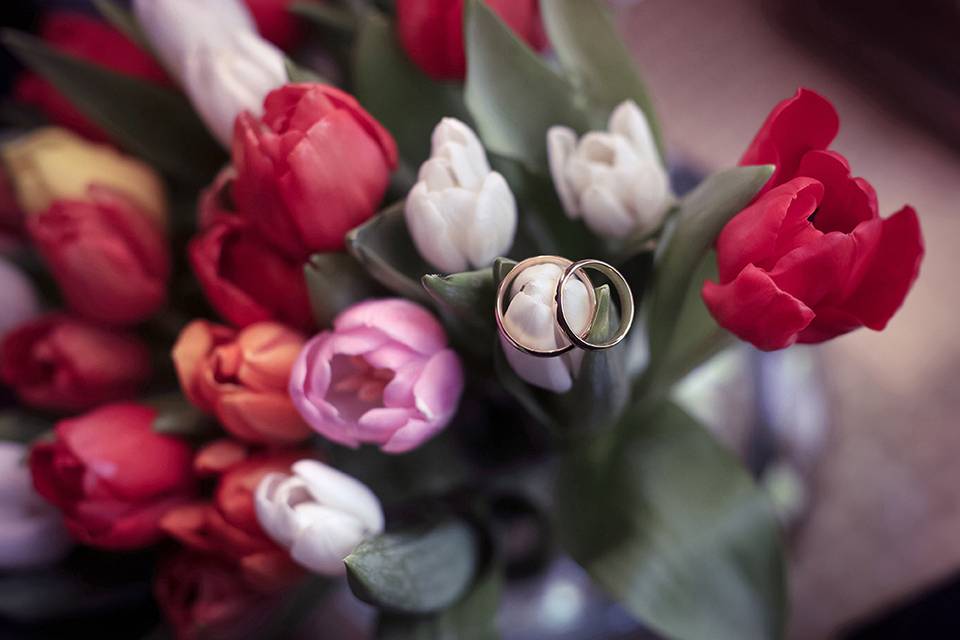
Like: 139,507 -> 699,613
495,256 -> 597,358
555,259 -> 634,351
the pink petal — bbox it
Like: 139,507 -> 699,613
335,299 -> 447,355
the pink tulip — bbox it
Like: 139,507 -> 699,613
289,299 -> 464,453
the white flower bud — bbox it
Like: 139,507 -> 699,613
0,442 -> 72,570
254,460 -> 384,575
500,263 -> 591,393
134,0 -> 286,148
548,100 -> 672,238
405,118 -> 517,273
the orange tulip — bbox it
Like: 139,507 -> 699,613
172,320 -> 311,445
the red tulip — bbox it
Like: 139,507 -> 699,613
702,88 -> 924,350
155,551 -> 270,640
396,0 -> 547,80
243,0 -> 303,51
29,403 -> 195,549
232,83 -> 398,259
27,185 -> 170,327
190,169 -> 313,332
14,11 -> 169,142
703,177 -> 923,350
0,314 -> 151,413
161,446 -> 306,591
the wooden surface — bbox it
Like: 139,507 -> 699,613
615,1 -> 960,638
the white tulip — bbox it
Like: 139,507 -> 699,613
405,118 -> 517,273
0,258 -> 39,339
183,31 -> 287,147
134,0 -> 287,148
548,100 -> 673,238
500,262 -> 591,393
255,460 -> 384,575
0,442 -> 72,570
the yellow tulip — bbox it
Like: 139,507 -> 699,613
1,128 -> 167,226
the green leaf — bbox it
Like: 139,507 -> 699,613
352,10 -> 470,169
0,411 -> 52,444
346,201 -> 434,304
555,284 -> 629,433
1,30 -> 225,184
539,0 -> 663,156
422,267 -> 496,338
92,0 -> 150,50
557,402 -> 787,640
346,520 -> 480,615
464,0 -> 589,169
492,257 -> 517,285
291,1 -> 359,34
285,57 -> 326,83
377,565 -> 502,640
147,394 -> 219,440
645,165 -> 773,375
305,252 -> 385,327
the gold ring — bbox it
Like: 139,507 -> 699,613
555,259 -> 634,351
495,256 -> 597,358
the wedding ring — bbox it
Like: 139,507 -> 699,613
555,259 -> 634,351
495,256 -> 597,358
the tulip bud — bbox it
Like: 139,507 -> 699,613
0,258 -> 39,339
27,186 -> 170,326
172,320 -> 312,445
405,118 -> 517,273
255,460 -> 384,575
133,0 -> 286,148
0,314 -> 152,413
1,128 -> 167,226
0,442 -> 72,570
500,262 -> 591,393
232,84 -> 398,258
548,100 -> 672,238
191,169 -> 313,332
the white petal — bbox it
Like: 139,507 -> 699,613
0,508 -> 72,570
509,263 -> 562,301
405,183 -> 469,273
254,473 -> 306,548
418,158 -> 457,191
580,185 -> 637,238
431,118 -> 489,180
292,460 -> 385,535
501,334 -> 574,393
465,172 -> 516,268
608,100 -> 660,165
628,164 -> 674,234
547,126 -> 579,218
289,509 -> 367,575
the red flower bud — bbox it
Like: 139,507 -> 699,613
232,83 -> 398,258
14,12 -> 169,142
28,403 -> 195,550
0,314 -> 151,413
396,0 -> 547,80
190,170 -> 313,332
27,186 -> 170,327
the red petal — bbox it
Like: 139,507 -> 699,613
840,206 -> 924,330
795,150 -> 878,233
702,264 -> 815,351
741,88 -> 839,189
716,178 -> 824,283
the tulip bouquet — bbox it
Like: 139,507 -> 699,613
0,0 -> 923,639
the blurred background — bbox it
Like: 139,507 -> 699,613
615,0 -> 960,638
1,0 -> 958,638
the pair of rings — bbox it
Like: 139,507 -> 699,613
495,256 -> 635,358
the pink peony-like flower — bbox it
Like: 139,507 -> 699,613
289,299 -> 464,454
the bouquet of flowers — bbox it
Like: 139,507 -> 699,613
0,0 -> 924,638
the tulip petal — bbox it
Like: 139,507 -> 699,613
405,181 -> 470,273
334,299 -> 447,356
740,88 -> 839,188
547,126 -> 580,218
289,509 -> 365,575
292,460 -> 384,534
715,178 -> 824,283
216,391 -> 311,445
412,349 -> 464,424
795,149 -> 878,233
702,264 -> 815,351
840,206 -> 924,330
468,172 -> 517,268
